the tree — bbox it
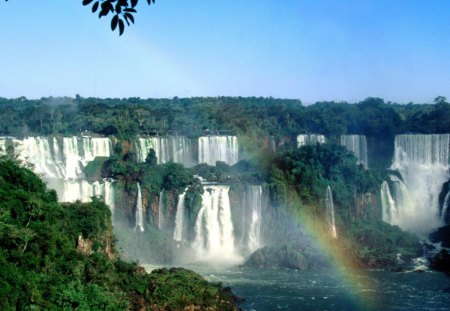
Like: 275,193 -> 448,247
4,0 -> 156,36
82,0 -> 156,35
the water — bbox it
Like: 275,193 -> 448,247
192,185 -> 240,263
198,136 -> 239,166
381,181 -> 398,225
173,189 -> 187,242
158,190 -> 165,230
135,136 -> 195,166
244,185 -> 263,253
143,264 -> 450,311
390,134 -> 449,233
135,183 -> 145,232
325,186 -> 338,239
340,135 -> 369,168
441,191 -> 450,222
297,134 -> 326,147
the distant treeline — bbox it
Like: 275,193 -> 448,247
0,96 -> 449,139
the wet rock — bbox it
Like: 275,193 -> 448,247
429,249 -> 450,275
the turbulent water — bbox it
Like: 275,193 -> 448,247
380,181 -> 398,225
142,264 -> 450,311
173,189 -> 187,242
134,136 -> 195,166
325,186 -> 338,239
0,136 -> 116,213
297,134 -> 326,147
192,185 -> 240,262
340,135 -> 369,168
388,134 -> 449,233
240,185 -> 263,254
198,136 -> 239,166
135,183 -> 145,232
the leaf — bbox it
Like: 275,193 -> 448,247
131,0 -> 138,8
111,15 -> 119,31
115,3 -> 122,14
124,13 -> 134,24
124,8 -> 137,13
118,19 -> 125,36
82,0 -> 94,5
92,1 -> 99,13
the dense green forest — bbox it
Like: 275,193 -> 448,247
0,156 -> 238,310
0,96 -> 448,139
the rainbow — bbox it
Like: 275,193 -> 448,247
286,193 -> 381,310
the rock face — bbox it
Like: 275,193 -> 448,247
429,249 -> 450,275
429,225 -> 450,248
244,244 -> 328,270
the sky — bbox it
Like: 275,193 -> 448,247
0,0 -> 449,104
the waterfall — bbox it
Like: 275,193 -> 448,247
192,185 -> 240,262
340,135 -> 368,168
325,186 -> 338,239
158,190 -> 165,230
135,183 -> 145,232
390,134 -> 449,233
269,136 -> 276,152
380,181 -> 398,225
297,134 -> 326,147
245,185 -> 262,253
173,190 -> 187,242
169,136 -> 195,166
2,136 -> 116,218
135,136 -> 195,166
441,191 -> 450,222
0,137 -> 7,155
198,136 -> 239,166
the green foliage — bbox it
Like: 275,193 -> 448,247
83,156 -> 109,181
269,144 -> 385,211
346,221 -> 421,267
0,156 -> 236,310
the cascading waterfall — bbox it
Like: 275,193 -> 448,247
158,190 -> 165,230
2,136 -> 115,211
340,135 -> 368,168
297,134 -> 326,147
390,134 -> 450,233
135,183 -> 145,232
198,136 -> 239,166
441,191 -> 450,222
0,137 -> 7,155
380,181 -> 398,225
173,189 -> 188,242
325,186 -> 338,239
245,185 -> 262,253
134,136 -> 194,166
192,185 -> 240,262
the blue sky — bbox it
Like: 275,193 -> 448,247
1,0 -> 449,103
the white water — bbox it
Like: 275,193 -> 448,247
158,191 -> 165,230
441,191 -> 450,222
135,136 -> 194,166
198,136 -> 239,166
380,181 -> 398,225
390,134 -> 449,233
325,186 -> 338,239
340,135 -> 368,168
135,183 -> 145,232
245,185 -> 263,253
192,185 -> 241,263
3,136 -> 116,210
173,189 -> 188,242
11,136 -> 112,179
297,134 -> 326,147
0,138 -> 7,155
